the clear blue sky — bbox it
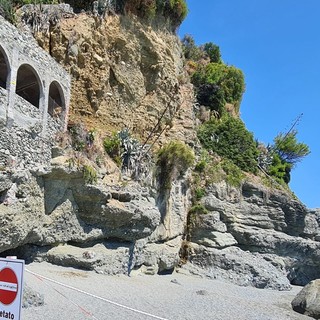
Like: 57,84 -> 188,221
179,0 -> 320,209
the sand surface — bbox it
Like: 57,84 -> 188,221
21,262 -> 310,320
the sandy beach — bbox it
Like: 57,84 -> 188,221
21,262 -> 310,320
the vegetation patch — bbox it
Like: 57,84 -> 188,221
258,129 -> 310,185
83,164 -> 97,184
104,128 -> 152,180
156,140 -> 194,190
181,34 -> 244,117
122,0 -> 188,28
220,159 -> 244,187
1,0 -> 188,29
103,132 -> 122,167
192,63 -> 245,116
198,115 -> 258,174
189,203 -> 208,215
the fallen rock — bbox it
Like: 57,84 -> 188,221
43,243 -> 131,275
180,244 -> 291,291
292,279 -> 320,318
40,237 -> 181,276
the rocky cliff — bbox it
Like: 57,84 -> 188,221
1,4 -> 320,292
35,10 -> 196,145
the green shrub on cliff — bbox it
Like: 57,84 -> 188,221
124,0 -> 157,20
0,0 -> 15,23
181,34 -> 204,61
192,63 -> 245,116
122,0 -> 188,27
165,0 -> 188,28
273,130 -> 310,166
83,164 -> 97,184
182,35 -> 222,64
1,0 -> 188,29
203,42 -> 221,63
262,130 -> 310,185
268,153 -> 291,184
103,132 -> 122,166
198,115 -> 258,174
157,140 -> 195,190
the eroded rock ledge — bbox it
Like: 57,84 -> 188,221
2,158 -> 320,291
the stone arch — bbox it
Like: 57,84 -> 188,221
16,64 -> 42,108
48,80 -> 66,119
0,46 -> 10,90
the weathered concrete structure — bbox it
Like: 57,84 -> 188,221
0,16 -> 71,168
0,15 -> 70,131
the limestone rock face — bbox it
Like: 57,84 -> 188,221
0,163 -> 159,246
151,179 -> 191,242
0,154 -> 188,274
186,181 -> 320,287
3,162 -> 320,288
181,245 -> 291,290
36,14 -> 196,146
40,167 -> 160,242
0,171 -> 44,252
292,279 -> 320,318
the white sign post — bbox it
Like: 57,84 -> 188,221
0,258 -> 24,320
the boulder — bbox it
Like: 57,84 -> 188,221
292,279 -> 320,318
40,237 -> 181,276
43,243 -> 131,275
190,210 -> 237,248
181,244 -> 291,290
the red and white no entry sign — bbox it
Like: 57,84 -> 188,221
0,268 -> 18,305
0,258 -> 24,320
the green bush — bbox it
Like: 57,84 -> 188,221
194,159 -> 206,173
273,130 -> 310,166
203,42 -> 221,63
189,203 -> 208,215
117,0 -> 188,27
181,37 -> 221,64
0,0 -> 15,23
83,165 -> 97,184
268,130 -> 310,184
257,129 -> 310,185
157,140 -> 195,190
2,0 -> 188,28
194,150 -> 210,173
140,0 -> 156,20
268,153 -> 292,184
194,187 -> 205,200
124,0 -> 156,20
181,34 -> 204,61
167,0 -> 188,28
103,133 -> 122,166
192,63 -> 245,115
198,116 -> 258,173
221,159 -> 244,187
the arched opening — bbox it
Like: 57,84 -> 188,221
48,81 -> 65,119
16,64 -> 41,108
0,47 -> 9,89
